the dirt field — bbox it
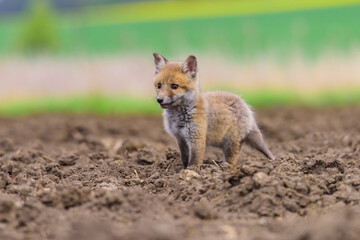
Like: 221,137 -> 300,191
0,107 -> 360,240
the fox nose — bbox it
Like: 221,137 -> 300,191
157,98 -> 164,104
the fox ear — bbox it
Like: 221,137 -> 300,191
181,55 -> 198,78
153,53 -> 168,74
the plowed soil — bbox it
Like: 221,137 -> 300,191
0,107 -> 360,240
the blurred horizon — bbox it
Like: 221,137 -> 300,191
0,0 -> 360,114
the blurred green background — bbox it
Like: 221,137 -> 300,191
1,0 -> 360,115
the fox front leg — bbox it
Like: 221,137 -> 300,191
187,133 -> 206,167
177,137 -> 205,169
177,138 -> 189,168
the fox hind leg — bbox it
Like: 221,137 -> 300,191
221,138 -> 241,168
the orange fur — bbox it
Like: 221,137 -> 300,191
152,53 -> 274,168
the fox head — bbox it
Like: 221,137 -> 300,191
152,53 -> 199,109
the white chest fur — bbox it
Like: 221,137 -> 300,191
163,105 -> 197,140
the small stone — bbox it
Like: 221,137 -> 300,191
253,172 -> 268,186
179,169 -> 201,181
240,165 -> 256,175
258,218 -> 267,225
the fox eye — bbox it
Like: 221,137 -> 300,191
157,83 -> 162,89
171,84 -> 178,90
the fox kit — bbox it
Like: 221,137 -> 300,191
153,53 -> 274,169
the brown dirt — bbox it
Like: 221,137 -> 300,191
0,107 -> 360,240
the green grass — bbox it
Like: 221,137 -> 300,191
54,4 -> 360,58
239,89 -> 360,107
53,4 -> 360,58
1,90 -> 359,117
0,95 -> 161,116
1,2 -> 360,58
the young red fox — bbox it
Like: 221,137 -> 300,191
153,53 -> 274,169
